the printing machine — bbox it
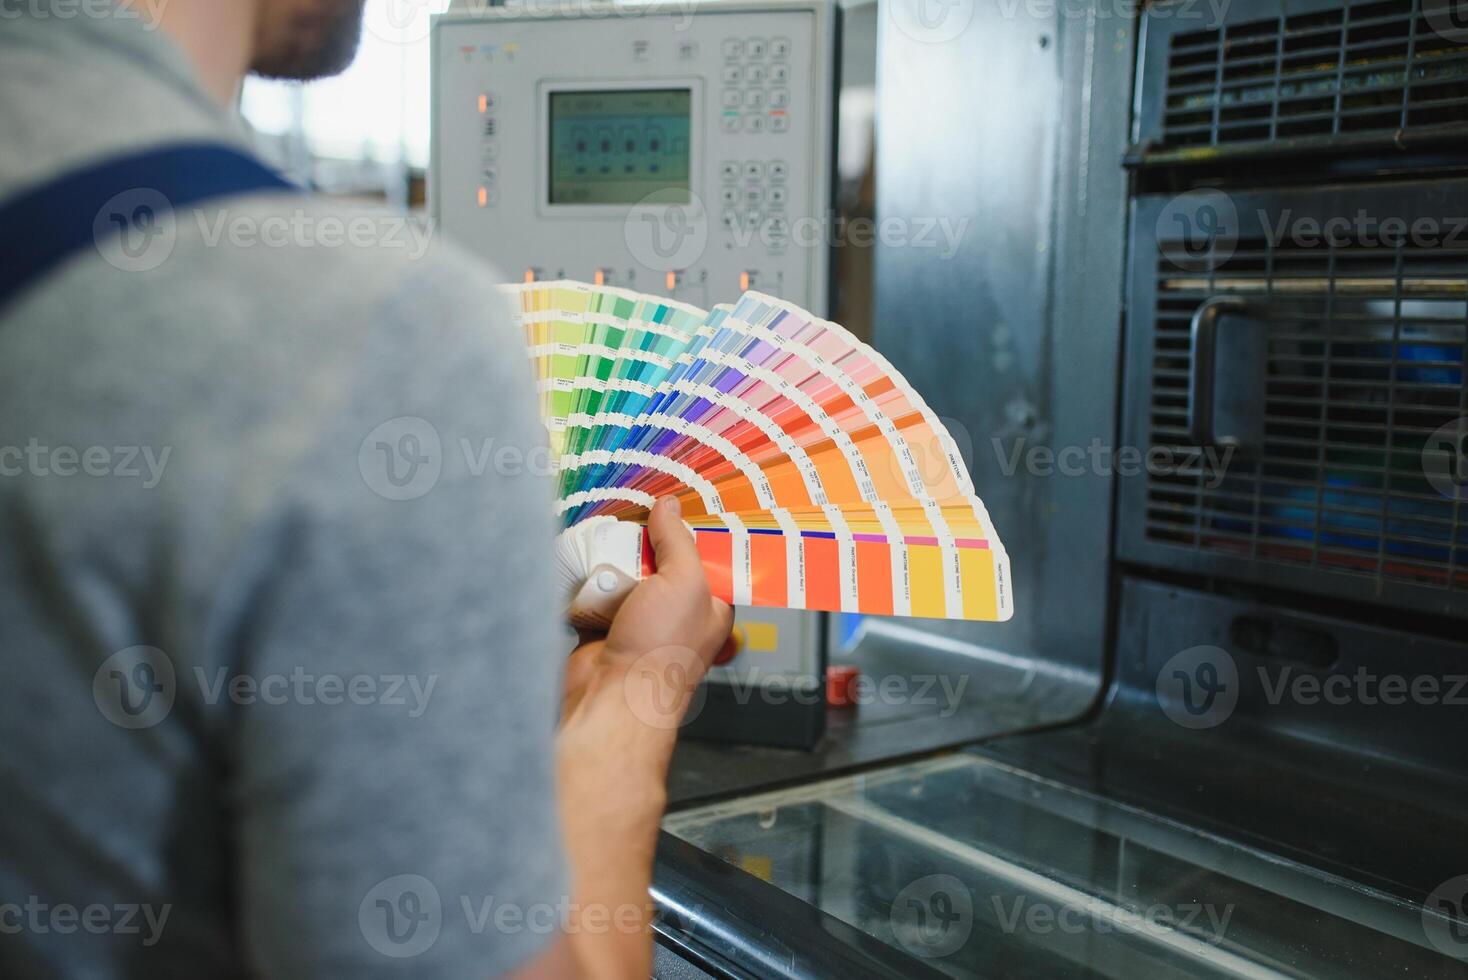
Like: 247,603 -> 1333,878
649,1 -> 1468,976
431,0 -> 1468,975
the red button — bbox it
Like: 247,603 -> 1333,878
826,665 -> 860,708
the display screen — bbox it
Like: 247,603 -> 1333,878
548,89 -> 691,205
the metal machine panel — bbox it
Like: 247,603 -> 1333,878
1118,180 -> 1468,618
1133,0 -> 1468,163
865,0 -> 1130,710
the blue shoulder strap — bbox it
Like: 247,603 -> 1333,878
0,142 -> 296,311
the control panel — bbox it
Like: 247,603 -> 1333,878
430,0 -> 835,311
431,1 -> 838,747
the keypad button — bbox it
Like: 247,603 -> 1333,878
722,88 -> 742,108
743,210 -> 762,229
770,64 -> 791,83
721,114 -> 742,133
768,186 -> 788,207
746,37 -> 767,58
743,161 -> 764,180
720,161 -> 740,181
722,210 -> 739,230
745,64 -> 766,84
743,185 -> 764,206
770,37 -> 791,59
745,89 -> 767,109
745,113 -> 766,133
768,160 -> 789,182
769,87 -> 790,108
720,186 -> 740,206
769,113 -> 790,133
721,38 -> 743,59
721,65 -> 742,84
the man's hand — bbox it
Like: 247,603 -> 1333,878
551,497 -> 733,980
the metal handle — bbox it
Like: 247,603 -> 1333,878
1188,295 -> 1252,449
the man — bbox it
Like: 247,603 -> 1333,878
0,0 -> 731,977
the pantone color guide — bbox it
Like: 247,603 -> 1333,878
508,280 -> 1013,622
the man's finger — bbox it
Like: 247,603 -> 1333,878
647,496 -> 703,579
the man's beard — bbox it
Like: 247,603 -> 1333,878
250,0 -> 368,81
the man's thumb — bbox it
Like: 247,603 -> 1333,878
647,496 -> 701,577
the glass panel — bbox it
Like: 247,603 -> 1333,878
664,751 -> 1464,978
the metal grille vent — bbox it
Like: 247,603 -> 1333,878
1162,0 -> 1468,150
1147,231 -> 1468,593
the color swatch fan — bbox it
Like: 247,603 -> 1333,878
506,281 -> 1013,629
